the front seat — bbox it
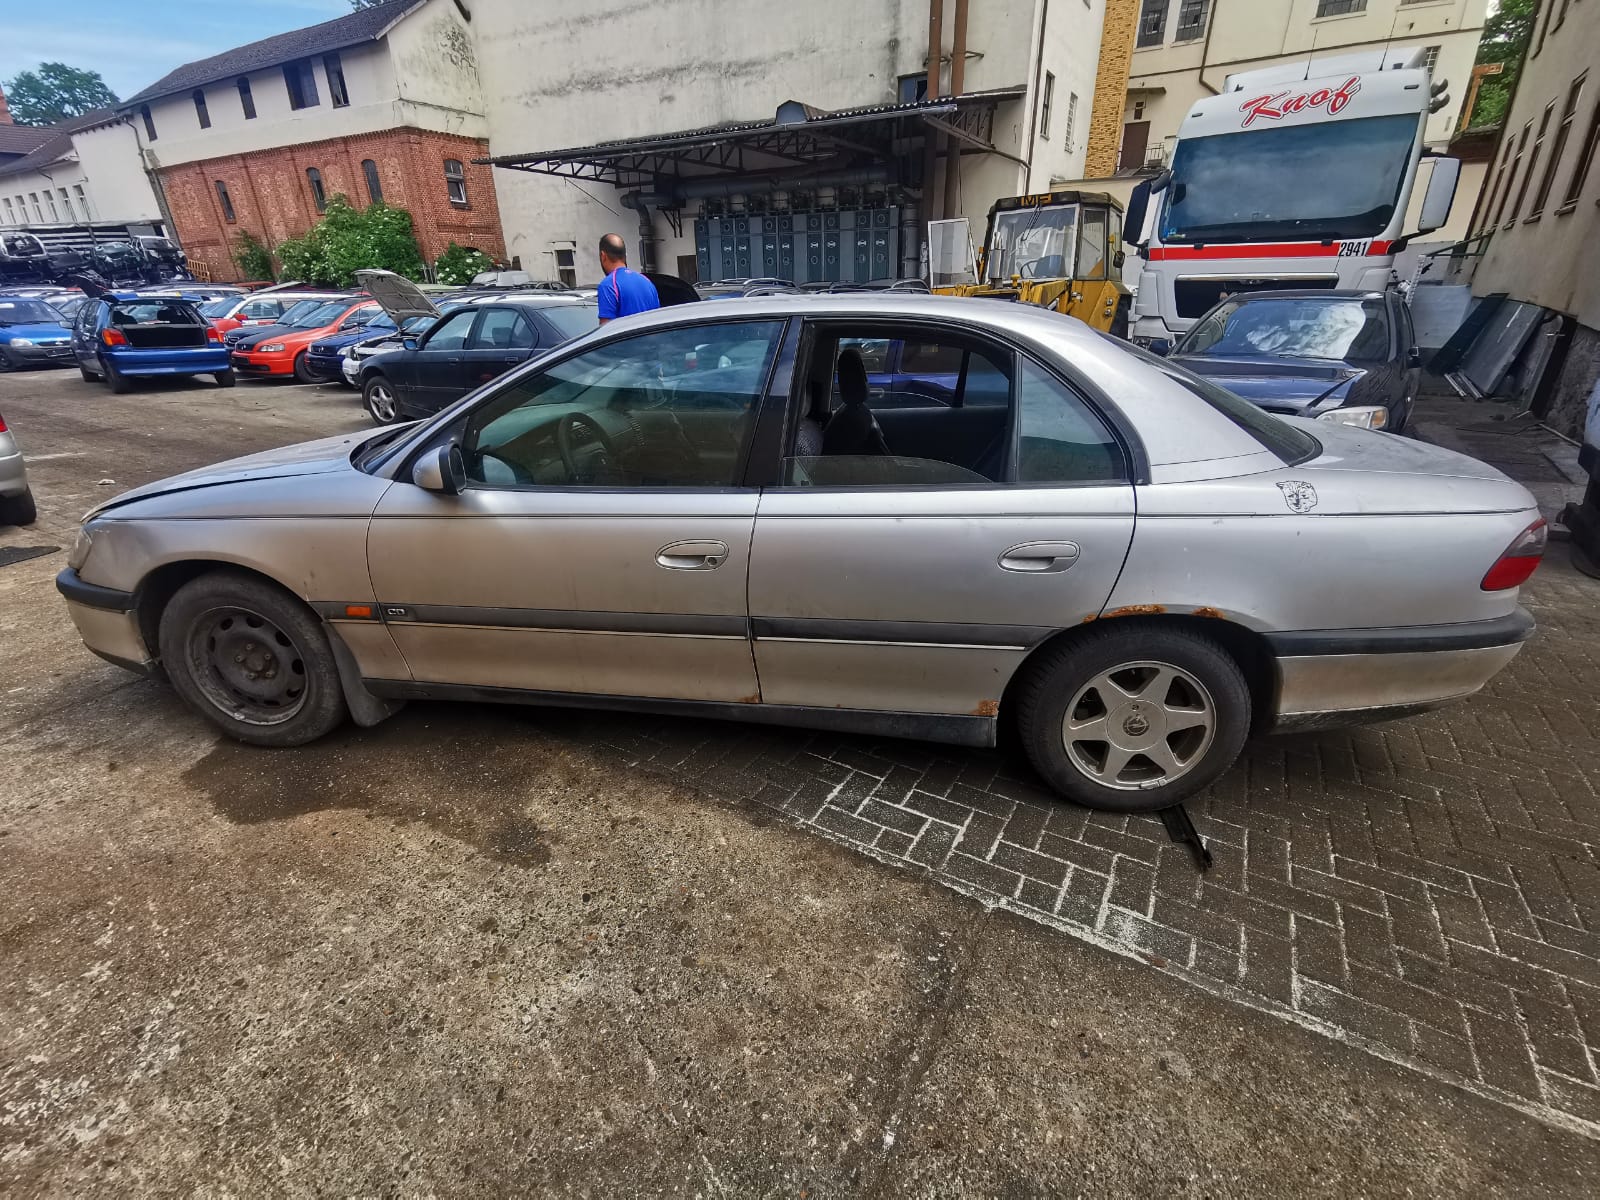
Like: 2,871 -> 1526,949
821,347 -> 890,457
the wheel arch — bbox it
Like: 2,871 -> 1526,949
1001,613 -> 1279,734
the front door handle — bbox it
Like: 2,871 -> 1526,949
657,540 -> 729,571
999,541 -> 1080,573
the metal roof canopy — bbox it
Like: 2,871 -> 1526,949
478,88 -> 1026,191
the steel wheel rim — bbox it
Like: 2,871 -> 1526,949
369,383 -> 396,421
1061,660 -> 1216,791
185,605 -> 308,726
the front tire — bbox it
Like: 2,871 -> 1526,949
0,486 -> 37,527
0,349 -> 14,373
292,352 -> 318,384
157,570 -> 348,747
363,375 -> 401,424
214,369 -> 236,388
1015,625 -> 1251,813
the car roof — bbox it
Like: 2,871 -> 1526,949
583,294 -> 1272,474
486,294 -> 595,309
1216,289 -> 1389,303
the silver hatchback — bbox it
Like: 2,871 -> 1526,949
56,296 -> 1544,812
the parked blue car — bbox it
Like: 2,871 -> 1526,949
1167,289 -> 1420,433
0,295 -> 76,371
304,312 -> 403,383
71,292 -> 234,392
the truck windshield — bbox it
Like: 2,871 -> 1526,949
1161,113 -> 1418,243
987,205 -> 1077,282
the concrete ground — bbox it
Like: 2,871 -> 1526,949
2,367 -> 1599,1195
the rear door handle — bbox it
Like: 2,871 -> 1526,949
657,540 -> 729,571
999,541 -> 1080,573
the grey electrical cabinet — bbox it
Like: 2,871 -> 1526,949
697,207 -> 900,284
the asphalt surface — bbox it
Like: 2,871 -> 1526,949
2,366 -> 1599,1195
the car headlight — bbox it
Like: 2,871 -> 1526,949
258,343 -> 285,353
8,337 -> 34,348
342,346 -> 358,359
1318,406 -> 1389,430
67,524 -> 96,571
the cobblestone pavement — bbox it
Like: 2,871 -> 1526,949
553,550 -> 1600,1135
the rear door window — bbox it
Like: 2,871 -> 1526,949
471,308 -> 537,350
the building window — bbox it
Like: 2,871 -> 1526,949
323,53 -> 349,107
238,77 -> 256,120
1531,0 -> 1551,58
1315,0 -> 1366,17
43,190 -> 59,221
140,104 -> 156,141
1136,0 -> 1168,48
1565,88 -> 1600,211
215,180 -> 236,223
898,74 -> 929,104
73,184 -> 89,219
1511,101 -> 1556,223
58,188 -> 73,220
306,167 -> 327,213
1492,121 -> 1532,228
444,159 -> 467,206
1174,0 -> 1208,42
555,246 -> 577,288
193,89 -> 211,130
1133,100 -> 1145,120
1533,74 -> 1586,218
1039,72 -> 1055,140
1553,0 -> 1572,33
362,159 -> 382,205
1065,92 -> 1079,152
1421,45 -> 1440,74
285,61 -> 320,110
1,198 -> 13,225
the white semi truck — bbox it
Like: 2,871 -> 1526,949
1123,47 -> 1460,351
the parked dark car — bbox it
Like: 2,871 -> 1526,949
305,312 -> 407,383
1168,289 -> 1420,433
71,292 -> 232,392
358,296 -> 599,424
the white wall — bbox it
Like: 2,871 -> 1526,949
387,0 -> 485,137
72,119 -> 164,224
0,161 -> 89,226
1024,0 -> 1108,189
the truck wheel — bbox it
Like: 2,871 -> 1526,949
0,486 -> 38,527
214,369 -> 236,388
1015,625 -> 1251,813
157,570 -> 348,747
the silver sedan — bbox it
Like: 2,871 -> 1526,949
56,295 -> 1544,812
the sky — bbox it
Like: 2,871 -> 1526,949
0,0 -> 359,103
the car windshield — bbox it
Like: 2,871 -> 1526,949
538,304 -> 600,341
986,205 -> 1077,282
1162,113 -> 1418,243
1177,297 -> 1391,361
198,297 -> 237,318
0,299 -> 63,325
1106,334 -> 1321,465
401,315 -> 435,332
291,301 -> 350,328
367,312 -> 398,332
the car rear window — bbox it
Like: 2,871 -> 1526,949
1110,334 -> 1321,465
109,300 -> 202,326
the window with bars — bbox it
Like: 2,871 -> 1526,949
1564,85 -> 1600,210
1531,74 -> 1585,218
1510,103 -> 1555,224
1136,0 -> 1168,48
1174,0 -> 1208,42
1315,0 -> 1367,17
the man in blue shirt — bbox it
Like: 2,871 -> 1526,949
596,233 -> 660,324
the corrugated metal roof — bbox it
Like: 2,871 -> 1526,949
120,0 -> 425,108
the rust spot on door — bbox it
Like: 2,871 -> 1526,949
972,699 -> 1000,717
1192,606 -> 1226,619
737,693 -> 761,704
1101,604 -> 1166,619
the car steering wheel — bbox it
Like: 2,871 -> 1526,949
556,412 -> 616,483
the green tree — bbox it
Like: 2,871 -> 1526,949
231,230 -> 275,282
1,62 -> 119,125
1468,0 -> 1539,129
274,195 -> 426,287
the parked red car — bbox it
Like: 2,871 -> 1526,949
228,299 -> 382,381
199,290 -> 346,336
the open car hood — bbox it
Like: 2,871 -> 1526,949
355,269 -> 440,324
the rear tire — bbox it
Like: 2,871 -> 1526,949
214,369 -> 236,388
80,363 -> 102,382
157,570 -> 348,747
0,486 -> 37,527
103,358 -> 132,394
292,352 -> 317,384
1015,625 -> 1251,813
363,375 -> 401,424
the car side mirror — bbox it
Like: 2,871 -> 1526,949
1408,346 -> 1422,367
403,337 -> 419,351
412,443 -> 466,495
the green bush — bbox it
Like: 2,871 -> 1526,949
435,241 -> 494,286
231,230 -> 274,281
273,195 -> 426,287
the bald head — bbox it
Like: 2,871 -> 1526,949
598,233 -> 628,272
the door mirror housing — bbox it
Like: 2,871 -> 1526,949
402,336 -> 419,351
1122,181 -> 1150,248
1407,346 -> 1423,367
1414,157 -> 1461,236
412,443 -> 467,495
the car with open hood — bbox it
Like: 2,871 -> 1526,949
54,295 -> 1543,815
1168,290 -> 1419,433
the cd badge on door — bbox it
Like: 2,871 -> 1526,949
1277,481 -> 1319,514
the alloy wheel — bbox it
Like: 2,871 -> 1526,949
1061,660 -> 1216,791
368,382 -> 397,422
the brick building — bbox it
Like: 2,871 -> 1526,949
119,0 -> 503,281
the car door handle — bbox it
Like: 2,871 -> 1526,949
656,540 -> 729,571
998,541 -> 1080,573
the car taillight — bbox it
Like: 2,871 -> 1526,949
207,326 -> 223,343
1481,519 -> 1548,591
0,412 -> 7,433
100,328 -> 127,346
